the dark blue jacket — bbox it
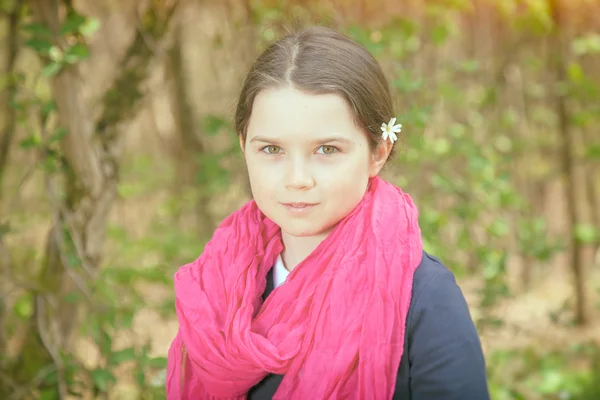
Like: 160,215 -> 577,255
248,251 -> 490,399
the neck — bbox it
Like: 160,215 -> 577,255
280,230 -> 331,272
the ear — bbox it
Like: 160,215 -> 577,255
369,140 -> 393,177
239,134 -> 245,153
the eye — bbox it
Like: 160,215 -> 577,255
261,145 -> 282,155
316,145 -> 338,155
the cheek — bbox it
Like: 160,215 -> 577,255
319,154 -> 371,182
318,166 -> 368,204
335,175 -> 369,201
329,158 -> 370,198
245,157 -> 279,196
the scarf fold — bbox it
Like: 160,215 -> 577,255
166,176 -> 423,399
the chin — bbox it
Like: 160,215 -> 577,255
278,220 -> 336,238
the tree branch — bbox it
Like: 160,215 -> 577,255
0,1 -> 22,195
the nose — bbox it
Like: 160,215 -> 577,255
284,157 -> 315,191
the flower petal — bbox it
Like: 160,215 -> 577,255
390,132 -> 398,143
382,131 -> 389,141
390,117 -> 396,126
391,125 -> 402,133
381,123 -> 387,131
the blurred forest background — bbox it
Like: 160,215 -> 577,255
0,0 -> 599,399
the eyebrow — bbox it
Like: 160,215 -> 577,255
249,135 -> 354,145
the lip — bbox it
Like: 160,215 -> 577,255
281,202 -> 318,213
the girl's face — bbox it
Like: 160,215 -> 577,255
242,86 -> 389,238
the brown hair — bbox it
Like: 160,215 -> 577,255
234,26 -> 395,154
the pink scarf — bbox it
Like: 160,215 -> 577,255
166,176 -> 423,399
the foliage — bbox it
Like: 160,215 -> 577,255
1,4 -> 178,399
22,12 -> 99,77
487,342 -> 600,400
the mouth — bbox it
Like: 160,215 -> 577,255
281,202 -> 318,212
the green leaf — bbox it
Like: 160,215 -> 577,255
22,22 -> 54,38
64,43 -> 90,64
202,115 -> 229,135
138,267 -> 170,284
494,135 -> 513,153
430,23 -> 450,46
14,292 -> 34,319
148,356 -> 168,369
431,137 -> 451,155
261,27 -> 276,42
458,59 -> 480,73
91,369 -> 116,393
574,224 -> 599,243
448,123 -> 466,138
80,18 -> 101,37
109,347 -> 137,366
585,143 -> 600,159
39,389 -> 58,400
572,33 -> 600,55
48,46 -> 62,62
501,108 -> 519,128
489,219 -> 510,237
120,309 -> 135,329
104,267 -> 137,284
41,101 -> 57,119
25,38 -> 53,54
567,62 -> 585,84
9,98 -> 26,112
41,154 -> 60,173
482,251 -> 504,280
0,222 -> 10,237
135,369 -> 146,386
63,292 -> 80,303
538,369 -> 565,394
392,75 -> 423,93
19,134 -> 41,149
89,320 -> 113,355
159,298 -> 176,318
102,328 -> 113,354
405,36 -> 421,53
65,252 -> 81,268
49,127 -> 68,143
60,13 -> 86,36
195,152 -> 230,190
41,62 -> 63,77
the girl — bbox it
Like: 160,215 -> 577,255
166,26 -> 489,399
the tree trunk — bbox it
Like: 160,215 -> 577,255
9,0 -> 119,394
167,11 -> 215,236
549,0 -> 588,325
0,1 -> 22,364
6,0 -> 179,395
582,127 -> 600,258
0,2 -> 21,197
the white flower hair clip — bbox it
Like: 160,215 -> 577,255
381,117 -> 402,144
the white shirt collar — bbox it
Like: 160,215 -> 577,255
273,253 -> 290,288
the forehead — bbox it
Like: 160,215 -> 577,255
247,86 -> 361,140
